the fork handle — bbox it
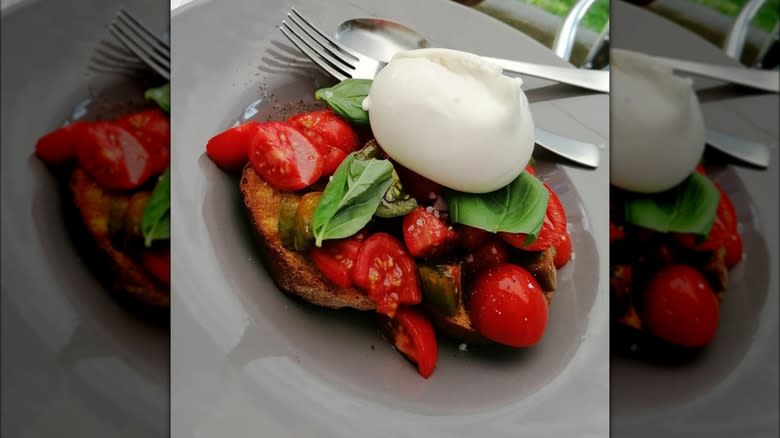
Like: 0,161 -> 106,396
650,55 -> 779,93
482,56 -> 610,93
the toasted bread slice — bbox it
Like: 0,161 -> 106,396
70,168 -> 169,309
241,165 -> 560,343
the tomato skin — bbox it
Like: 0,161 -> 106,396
402,207 -> 458,258
458,225 -> 489,252
248,121 -> 323,191
379,307 -> 438,378
77,122 -> 154,190
463,237 -> 509,277
395,164 -> 444,203
205,121 -> 259,172
553,231 -> 573,268
525,163 -> 536,176
117,109 -> 170,175
643,264 -> 719,348
141,246 -> 170,286
289,110 -> 358,176
35,121 -> 89,165
468,264 -> 548,347
610,220 -> 626,243
724,233 -> 743,268
676,185 -> 738,252
310,236 -> 363,288
352,232 -> 422,317
501,183 -> 567,251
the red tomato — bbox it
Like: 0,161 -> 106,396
553,231 -> 573,268
141,246 -> 170,286
525,163 -> 536,176
458,225 -> 489,252
610,220 -> 626,243
676,186 -> 738,251
117,109 -> 170,175
379,307 -> 438,378
77,122 -> 153,190
394,164 -> 444,203
310,236 -> 363,288
643,264 -> 719,348
724,233 -> 743,268
35,121 -> 89,165
468,264 -> 548,347
402,207 -> 458,258
248,121 -> 323,191
289,110 -> 358,176
205,121 -> 260,172
695,164 -> 706,175
352,232 -> 421,317
463,237 -> 509,277
501,183 -> 567,251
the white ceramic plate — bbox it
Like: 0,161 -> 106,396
611,2 -> 779,437
171,0 -> 608,436
1,1 -> 168,437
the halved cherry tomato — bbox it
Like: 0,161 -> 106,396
463,237 -> 509,277
205,121 -> 260,172
525,163 -> 537,176
310,236 -> 363,288
610,220 -> 626,243
402,207 -> 458,258
553,231 -> 573,268
141,246 -> 170,286
676,185 -> 738,252
378,307 -> 438,378
395,164 -> 444,203
642,264 -> 719,348
35,121 -> 89,165
724,233 -> 743,268
468,263 -> 548,347
695,164 -> 706,175
289,110 -> 358,176
77,122 -> 153,190
117,109 -> 170,175
352,232 -> 421,317
248,121 -> 323,191
458,225 -> 489,252
501,183 -> 567,251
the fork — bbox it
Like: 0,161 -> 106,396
279,8 -> 602,169
107,9 -> 170,80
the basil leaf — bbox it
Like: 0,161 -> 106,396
315,79 -> 372,125
144,82 -> 170,113
445,171 -> 548,239
141,168 -> 171,247
623,171 -> 719,236
312,153 -> 394,246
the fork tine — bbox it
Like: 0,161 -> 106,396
280,22 -> 349,81
286,14 -> 355,72
108,25 -> 170,80
113,16 -> 170,69
289,8 -> 361,61
119,9 -> 170,51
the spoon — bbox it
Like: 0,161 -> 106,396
334,18 -> 603,169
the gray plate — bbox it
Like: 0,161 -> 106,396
611,2 -> 779,437
1,1 -> 169,437
171,0 -> 608,436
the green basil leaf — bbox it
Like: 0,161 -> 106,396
141,168 -> 171,247
623,171 -> 719,236
144,82 -> 170,113
312,153 -> 394,246
315,79 -> 372,125
445,171 -> 548,239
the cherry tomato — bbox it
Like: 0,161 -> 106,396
117,109 -> 170,175
77,122 -> 153,190
35,121 -> 89,165
643,264 -> 719,348
610,220 -> 626,243
395,164 -> 444,203
402,207 -> 458,258
458,225 -> 489,252
248,121 -> 323,191
289,110 -> 358,176
352,232 -> 422,317
468,263 -> 548,347
525,163 -> 536,176
695,164 -> 706,175
501,183 -> 567,251
724,233 -> 743,268
310,236 -> 363,288
463,237 -> 509,277
378,307 -> 438,378
205,121 -> 259,172
676,185 -> 738,251
141,246 -> 170,286
553,231 -> 573,268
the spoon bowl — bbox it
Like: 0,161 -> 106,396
335,18 -> 430,63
